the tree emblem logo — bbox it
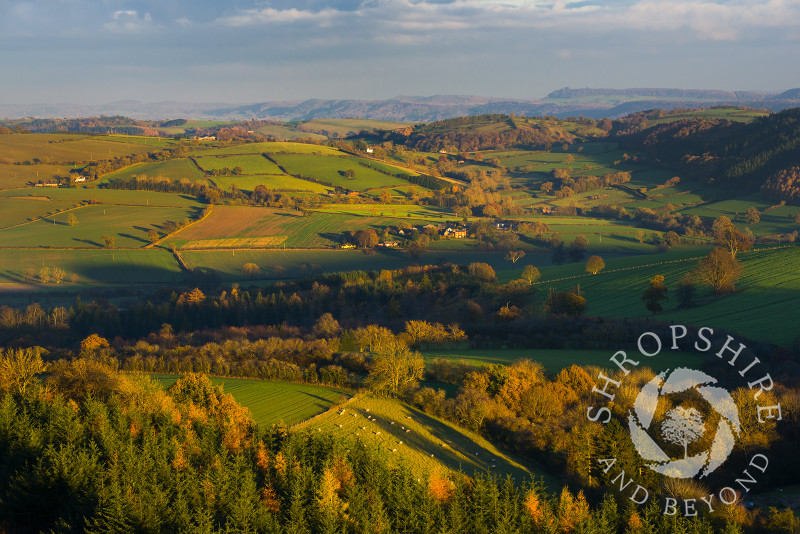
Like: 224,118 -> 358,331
628,368 -> 741,479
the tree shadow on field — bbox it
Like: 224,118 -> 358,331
133,225 -> 153,233
119,233 -> 148,244
72,238 -> 103,247
45,217 -> 70,226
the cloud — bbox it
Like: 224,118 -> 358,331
103,10 -> 157,33
217,7 -> 343,26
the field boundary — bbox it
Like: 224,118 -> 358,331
148,203 -> 214,249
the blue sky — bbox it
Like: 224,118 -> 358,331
1,0 -> 798,104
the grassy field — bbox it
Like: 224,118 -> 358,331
423,349 -> 705,374
272,154 -> 408,191
0,164 -> 75,189
0,187 -> 204,208
193,154 -> 285,175
172,206 -> 442,250
0,204 -> 200,249
296,394 -> 554,486
150,374 -> 351,427
102,158 -> 208,183
523,245 -> 800,346
201,142 -> 342,157
211,174 -> 329,193
0,248 -> 181,285
0,133 -> 173,163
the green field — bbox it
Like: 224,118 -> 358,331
150,374 -> 350,426
525,245 -> 800,346
211,174 -> 329,193
102,158 -> 208,183
296,394 -> 553,485
272,154 -> 408,191
0,187 -> 204,208
0,204 -> 200,249
423,349 -> 705,374
201,142 -> 342,157
0,133 -> 173,164
193,154 -> 285,175
0,164 -> 75,189
0,248 -> 181,285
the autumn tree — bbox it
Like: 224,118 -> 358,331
366,341 -> 424,396
354,229 -> 379,249
468,262 -> 496,282
0,348 -> 46,395
147,229 -> 159,244
585,255 -> 605,275
67,213 -> 78,226
546,291 -> 586,316
696,248 -> 742,295
521,265 -> 541,285
102,234 -> 115,248
712,216 -> 752,258
505,249 -> 526,264
642,274 -> 668,314
242,263 -> 261,279
744,206 -> 761,225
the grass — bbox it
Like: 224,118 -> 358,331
149,374 -> 351,427
102,158 -> 208,184
201,142 -> 342,157
173,206 -> 441,250
0,187 -> 204,208
0,164 -> 75,190
0,133 -> 172,164
423,349 -> 705,375
526,245 -> 800,347
0,204 -> 200,249
0,248 -> 181,285
296,394 -> 555,486
211,175 -> 329,193
193,154 -> 284,175
271,154 -> 408,191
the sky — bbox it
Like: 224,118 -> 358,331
1,0 -> 799,104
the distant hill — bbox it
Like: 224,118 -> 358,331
3,88 -> 799,122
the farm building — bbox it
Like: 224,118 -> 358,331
441,227 -> 466,239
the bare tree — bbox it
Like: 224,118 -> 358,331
505,249 -> 526,264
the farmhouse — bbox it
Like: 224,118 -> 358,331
341,243 -> 356,249
441,227 -> 466,239
378,241 -> 399,248
74,176 -> 86,183
366,148 -> 374,154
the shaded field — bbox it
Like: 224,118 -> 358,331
193,154 -> 285,175
272,154 -> 408,191
0,164 -> 74,189
174,206 -> 437,249
0,248 -> 182,285
201,142 -> 342,157
423,349 -> 704,375
530,245 -> 800,347
0,196 -> 82,228
211,175 -> 328,193
296,394 -> 554,487
0,133 -> 172,163
102,158 -> 209,183
150,374 -> 351,427
0,187 -> 204,208
0,204 -> 201,249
